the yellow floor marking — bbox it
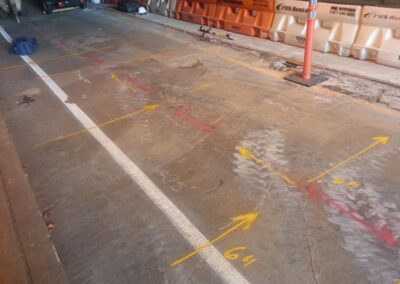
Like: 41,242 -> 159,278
105,11 -> 288,79
347,181 -> 360,188
242,255 -> 257,267
307,136 -> 389,183
189,84 -> 209,93
171,213 -> 258,267
2,46 -> 113,71
3,61 -> 39,70
224,247 -> 246,260
1,34 -> 157,72
332,177 -> 346,184
99,46 -> 113,51
237,147 -> 295,185
111,13 -> 290,80
34,105 -> 159,148
224,247 -> 257,267
111,74 -> 136,92
216,54 -> 291,80
206,46 -> 221,53
37,65 -> 96,79
35,49 -> 176,80
48,54 -> 72,62
124,35 -> 162,45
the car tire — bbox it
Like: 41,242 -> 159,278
43,0 -> 53,14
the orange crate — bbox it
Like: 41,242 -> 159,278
176,0 -> 216,25
210,0 -> 274,38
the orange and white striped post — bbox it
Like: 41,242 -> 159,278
285,0 -> 327,86
302,0 -> 317,80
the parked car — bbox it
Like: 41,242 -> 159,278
43,0 -> 86,14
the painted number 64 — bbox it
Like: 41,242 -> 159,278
224,247 -> 257,267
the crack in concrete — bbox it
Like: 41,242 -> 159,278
302,200 -> 318,284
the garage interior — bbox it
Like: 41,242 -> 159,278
1,0 -> 400,283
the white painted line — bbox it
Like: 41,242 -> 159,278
0,26 -> 249,284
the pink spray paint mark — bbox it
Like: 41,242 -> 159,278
29,21 -> 51,37
176,110 -> 214,133
309,186 -> 396,245
126,77 -> 151,93
41,30 -> 50,37
82,54 -> 103,65
29,20 -> 39,27
58,39 -> 72,49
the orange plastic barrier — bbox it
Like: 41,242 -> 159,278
205,4 -> 225,29
207,0 -> 274,38
175,0 -> 216,25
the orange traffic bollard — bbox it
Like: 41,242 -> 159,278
285,0 -> 328,87
302,0 -> 317,80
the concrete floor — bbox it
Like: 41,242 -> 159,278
1,3 -> 400,284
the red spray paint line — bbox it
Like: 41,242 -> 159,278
58,39 -> 72,49
82,54 -> 103,65
308,186 -> 396,245
176,110 -> 214,133
126,77 -> 151,93
41,30 -> 50,37
29,21 -> 50,37
29,20 -> 39,27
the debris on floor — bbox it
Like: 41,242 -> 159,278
260,53 -> 400,111
11,37 -> 37,55
138,7 -> 147,15
322,72 -> 400,108
270,60 -> 301,72
199,26 -> 233,41
18,95 -> 35,105
46,223 -> 55,231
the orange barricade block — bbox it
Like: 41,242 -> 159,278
211,0 -> 274,38
175,0 -> 216,25
205,4 -> 225,29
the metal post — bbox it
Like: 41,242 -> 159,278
302,0 -> 317,80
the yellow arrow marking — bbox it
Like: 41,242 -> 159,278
111,74 -> 136,93
189,84 -> 209,93
308,136 -> 389,183
331,177 -> 346,184
237,147 -> 295,185
171,213 -> 258,267
34,105 -> 159,148
347,181 -> 360,189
